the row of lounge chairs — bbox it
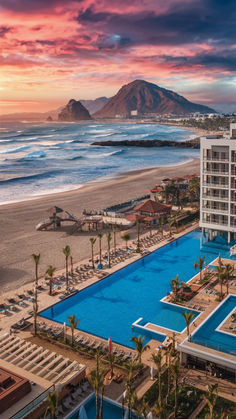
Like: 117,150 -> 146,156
55,381 -> 93,418
74,334 -> 138,362
37,322 -> 138,363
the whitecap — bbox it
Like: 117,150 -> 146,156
0,145 -> 30,154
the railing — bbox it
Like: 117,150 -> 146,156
202,207 -> 228,214
191,338 -> 236,357
203,169 -> 229,175
201,219 -> 228,226
203,156 -> 229,162
11,386 -> 54,419
202,182 -> 229,188
202,194 -> 228,201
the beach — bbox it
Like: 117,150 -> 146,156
0,158 -> 199,295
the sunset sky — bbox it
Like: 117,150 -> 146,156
0,0 -> 235,114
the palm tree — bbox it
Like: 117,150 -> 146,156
171,274 -> 180,300
90,237 -> 97,269
194,256 -> 206,282
125,363 -> 135,419
203,384 -> 218,419
223,263 -> 234,295
152,351 -> 163,410
182,311 -> 195,338
158,218 -> 165,238
32,253 -> 40,335
122,233 -> 130,250
113,226 -> 117,255
45,265 -> 56,296
63,245 -> 71,291
130,335 -> 150,364
188,176 -> 200,206
68,314 -> 79,346
136,220 -> 141,252
216,264 -> 225,300
167,216 -> 174,237
172,210 -> 181,233
106,232 -> 112,268
89,351 -> 104,419
97,233 -> 103,265
32,253 -> 40,287
70,255 -> 74,277
171,357 -> 180,418
165,346 -> 172,405
44,391 -> 58,419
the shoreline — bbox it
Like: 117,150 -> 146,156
0,157 -> 195,207
0,157 -> 200,296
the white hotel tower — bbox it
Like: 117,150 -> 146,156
200,123 -> 236,243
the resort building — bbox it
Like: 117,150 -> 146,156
0,367 -> 31,414
130,199 -> 171,225
0,332 -> 86,418
200,123 -> 236,243
151,174 -> 199,202
178,295 -> 236,384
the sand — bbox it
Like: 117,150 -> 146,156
0,158 -> 199,294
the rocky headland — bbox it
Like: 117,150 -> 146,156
91,137 -> 200,149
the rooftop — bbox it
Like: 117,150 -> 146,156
134,199 -> 171,214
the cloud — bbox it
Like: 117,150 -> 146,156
0,26 -> 12,37
77,0 -> 236,48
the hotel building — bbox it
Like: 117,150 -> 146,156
200,123 -> 236,243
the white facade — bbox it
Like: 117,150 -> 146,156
200,124 -> 236,243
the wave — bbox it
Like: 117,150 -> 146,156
23,151 -> 46,160
89,149 -> 125,158
0,139 -> 13,143
0,145 -> 30,154
0,169 -> 61,184
69,155 -> 84,161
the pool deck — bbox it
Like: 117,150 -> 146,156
0,222 -> 199,334
1,222 -> 236,406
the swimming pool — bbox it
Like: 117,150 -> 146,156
41,230 -> 214,348
67,394 -> 135,419
191,295 -> 236,356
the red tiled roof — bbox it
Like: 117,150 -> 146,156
134,199 -> 171,214
125,213 -> 145,222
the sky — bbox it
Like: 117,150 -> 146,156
0,0 -> 235,114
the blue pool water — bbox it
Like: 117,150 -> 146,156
68,394 -> 135,419
41,230 -> 217,348
192,295 -> 236,356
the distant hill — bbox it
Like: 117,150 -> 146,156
58,99 -> 91,121
80,97 -> 110,114
93,79 -> 216,118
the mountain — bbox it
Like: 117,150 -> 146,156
93,80 -> 216,118
58,99 -> 91,121
80,97 -> 110,114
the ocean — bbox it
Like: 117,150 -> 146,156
0,121 -> 199,205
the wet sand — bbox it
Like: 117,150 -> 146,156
0,158 -> 199,294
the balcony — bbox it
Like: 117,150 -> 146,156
202,219 -> 228,226
202,206 -> 228,214
203,169 -> 229,175
203,156 -> 229,162
202,182 -> 229,188
202,194 -> 228,201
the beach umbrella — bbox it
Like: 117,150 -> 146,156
108,336 -> 112,354
124,410 -> 129,419
150,363 -> 154,380
63,322 -> 67,341
79,405 -> 88,419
